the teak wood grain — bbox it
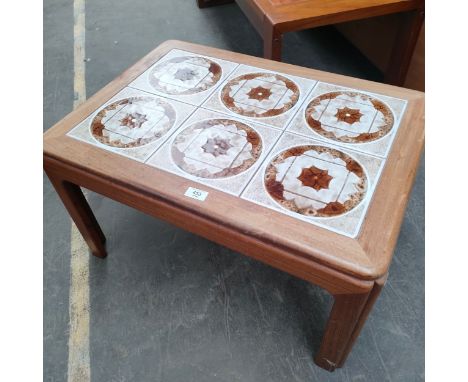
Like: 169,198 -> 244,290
43,40 -> 424,371
198,0 -> 424,85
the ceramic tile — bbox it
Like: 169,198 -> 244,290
128,49 -> 239,106
286,82 -> 407,158
67,87 -> 196,162
66,53 -> 402,238
241,132 -> 385,237
202,65 -> 317,130
145,108 -> 282,196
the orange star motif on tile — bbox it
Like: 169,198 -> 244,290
247,86 -> 272,101
335,107 -> 363,124
297,166 -> 333,191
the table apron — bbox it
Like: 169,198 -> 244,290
44,154 -> 374,295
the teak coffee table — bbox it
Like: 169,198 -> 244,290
43,40 -> 424,371
197,0 -> 425,85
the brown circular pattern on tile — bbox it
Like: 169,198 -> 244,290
90,96 -> 176,148
305,91 -> 394,143
221,72 -> 300,118
149,56 -> 222,95
171,119 -> 262,179
264,145 -> 367,217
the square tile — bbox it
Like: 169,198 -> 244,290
145,108 -> 283,196
67,87 -> 196,162
241,132 -> 385,238
128,49 -> 239,106
286,82 -> 408,158
202,65 -> 317,130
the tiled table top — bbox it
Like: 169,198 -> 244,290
68,48 -> 407,238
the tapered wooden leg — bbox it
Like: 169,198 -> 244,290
314,290 -> 372,371
47,172 -> 107,258
337,275 -> 386,367
196,0 -> 234,8
384,8 -> 424,86
264,24 -> 282,61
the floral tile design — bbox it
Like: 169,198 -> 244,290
220,72 -> 300,118
264,145 -> 367,217
129,49 -> 239,106
66,53 -> 408,238
286,82 -> 407,157
202,65 -> 317,129
241,132 -> 384,237
171,118 -> 262,179
67,87 -> 196,162
146,108 -> 282,196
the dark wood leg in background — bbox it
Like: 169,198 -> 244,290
263,23 -> 282,61
384,8 -> 424,86
196,0 -> 234,8
46,172 -> 107,258
314,289 -> 372,371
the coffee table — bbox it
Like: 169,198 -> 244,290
197,0 -> 424,85
43,40 -> 424,371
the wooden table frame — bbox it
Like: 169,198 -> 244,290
43,40 -> 424,371
197,0 -> 424,86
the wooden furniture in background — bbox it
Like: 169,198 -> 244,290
43,40 -> 424,371
337,16 -> 425,91
403,22 -> 424,91
197,0 -> 424,86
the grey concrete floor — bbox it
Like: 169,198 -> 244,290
44,1 -> 424,381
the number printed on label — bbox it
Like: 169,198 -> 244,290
184,187 -> 209,201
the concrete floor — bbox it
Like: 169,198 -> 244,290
44,1 -> 424,381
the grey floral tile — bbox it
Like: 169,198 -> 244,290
67,87 -> 196,162
129,49 -> 239,106
286,82 -> 407,158
202,65 -> 317,129
145,108 -> 282,196
241,132 -> 385,238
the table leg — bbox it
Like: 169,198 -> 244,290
46,172 -> 107,258
384,8 -> 425,86
314,289 -> 372,371
263,23 -> 282,61
196,0 -> 234,8
337,276 -> 386,367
